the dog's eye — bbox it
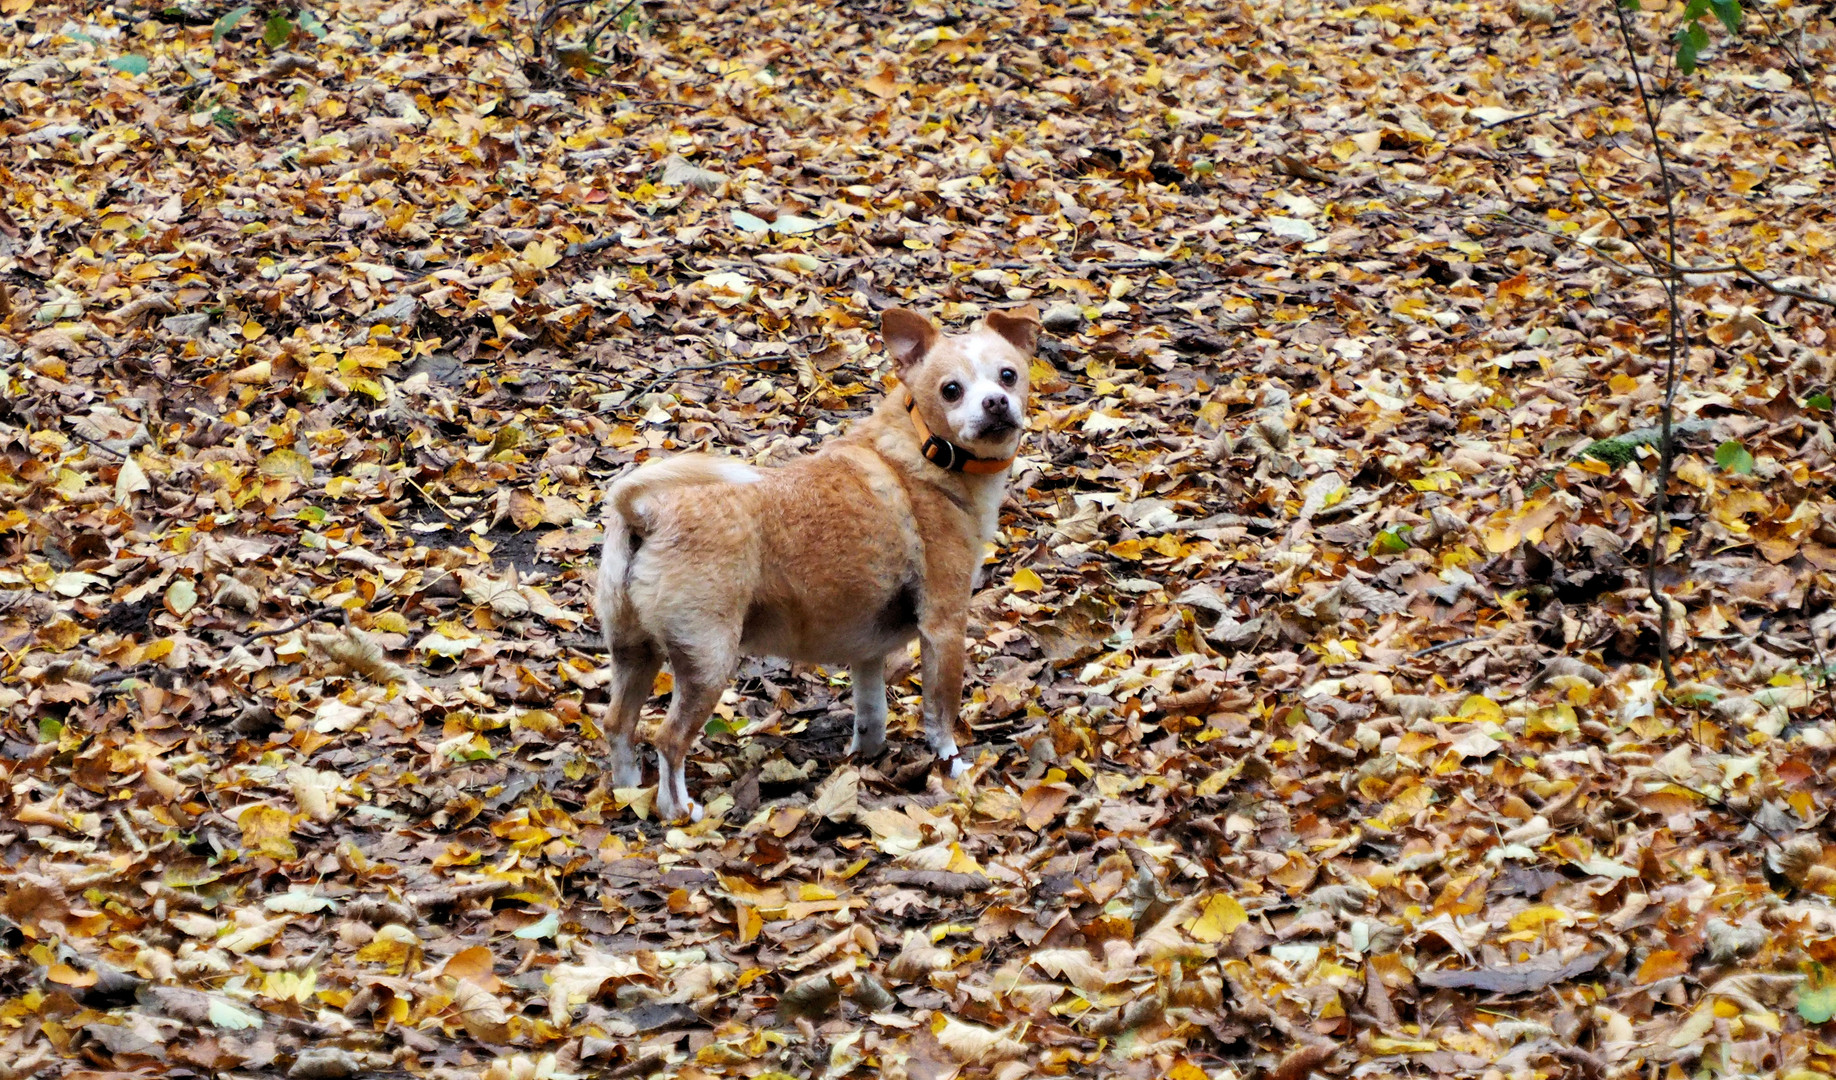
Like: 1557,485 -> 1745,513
941,381 -> 963,402
999,367 -> 1018,387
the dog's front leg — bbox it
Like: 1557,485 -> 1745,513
917,616 -> 970,777
847,660 -> 888,758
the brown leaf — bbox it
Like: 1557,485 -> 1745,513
1267,1041 -> 1336,1080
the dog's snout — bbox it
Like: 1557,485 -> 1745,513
982,395 -> 1009,417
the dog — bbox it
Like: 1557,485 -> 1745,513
594,305 -> 1040,821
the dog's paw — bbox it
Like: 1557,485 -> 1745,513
846,732 -> 887,758
947,754 -> 971,778
657,793 -> 704,824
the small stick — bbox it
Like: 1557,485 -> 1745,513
248,612 -> 336,640
407,478 -> 464,522
1412,636 -> 1486,658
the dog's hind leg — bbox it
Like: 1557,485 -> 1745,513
604,641 -> 661,789
846,659 -> 887,758
652,640 -> 737,822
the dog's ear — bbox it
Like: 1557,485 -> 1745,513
881,308 -> 939,375
985,305 -> 1041,355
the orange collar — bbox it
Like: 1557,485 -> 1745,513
903,393 -> 1015,475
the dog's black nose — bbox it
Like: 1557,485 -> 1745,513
982,395 -> 1009,418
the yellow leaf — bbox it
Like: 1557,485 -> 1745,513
508,489 -> 546,531
1527,704 -> 1579,735
736,903 -> 761,945
241,319 -> 266,340
1508,905 -> 1573,932
1011,568 -> 1044,594
1109,538 -> 1144,560
523,239 -> 562,270
239,804 -> 297,860
259,449 -> 313,483
355,924 -> 422,974
1456,695 -> 1502,724
1482,524 -> 1519,553
344,345 -> 402,369
1186,893 -> 1247,942
263,968 -> 318,1003
230,360 -> 272,384
47,963 -> 97,987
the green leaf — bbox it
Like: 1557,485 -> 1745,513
1806,392 -> 1833,411
263,13 -> 294,49
1681,0 -> 1711,20
212,4 -> 251,45
704,716 -> 740,736
108,55 -> 149,76
1800,968 -> 1836,1024
1371,528 -> 1412,555
1714,439 -> 1754,474
1675,21 -> 1709,74
297,7 -> 328,39
1708,0 -> 1742,34
512,910 -> 559,940
38,717 -> 62,742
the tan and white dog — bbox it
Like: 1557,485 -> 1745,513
594,305 -> 1039,821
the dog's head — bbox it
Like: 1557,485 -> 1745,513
882,305 -> 1040,460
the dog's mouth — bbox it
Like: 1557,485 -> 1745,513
973,415 -> 1020,441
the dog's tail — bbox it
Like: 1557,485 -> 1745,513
596,456 -> 762,647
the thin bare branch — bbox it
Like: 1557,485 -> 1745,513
1612,0 -> 1682,689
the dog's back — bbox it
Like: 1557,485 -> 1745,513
595,455 -> 765,651
596,446 -> 927,665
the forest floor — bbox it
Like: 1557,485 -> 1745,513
2,0 -> 1835,1077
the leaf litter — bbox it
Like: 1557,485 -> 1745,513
0,0 -> 1835,1077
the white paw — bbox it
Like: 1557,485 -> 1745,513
947,754 -> 971,778
609,739 -> 642,788
654,751 -> 701,823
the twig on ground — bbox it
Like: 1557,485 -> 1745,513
622,358 -> 755,404
581,0 -> 641,55
534,0 -> 596,59
1750,10 -> 1836,168
1412,636 -> 1487,657
407,478 -> 464,522
247,611 -> 338,640
1481,107 -> 1553,128
1497,212 -> 1836,310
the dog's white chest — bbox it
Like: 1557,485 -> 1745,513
968,478 -> 1004,548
